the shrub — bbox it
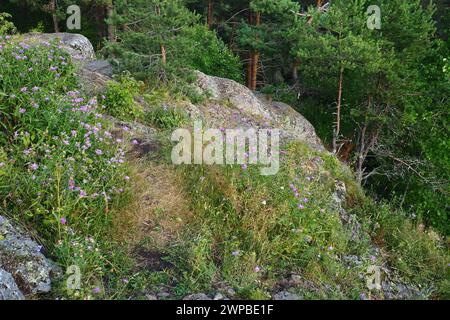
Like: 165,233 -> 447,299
0,12 -> 16,35
143,90 -> 188,130
144,105 -> 188,130
101,74 -> 144,121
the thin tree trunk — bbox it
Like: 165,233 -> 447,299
50,0 -> 59,32
333,65 -> 344,153
251,50 -> 259,90
160,44 -> 167,65
95,5 -> 106,39
247,54 -> 253,88
249,11 -> 261,91
246,11 -> 254,89
155,5 -> 166,65
207,0 -> 214,29
356,121 -> 367,183
106,2 -> 116,42
52,14 -> 59,33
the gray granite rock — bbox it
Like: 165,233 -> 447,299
22,33 -> 95,62
0,215 -> 56,295
190,71 -> 325,151
0,268 -> 24,300
83,60 -> 113,77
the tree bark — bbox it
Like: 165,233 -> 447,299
247,11 -> 260,91
247,54 -> 253,88
50,0 -> 59,33
154,5 -> 166,65
246,11 -> 253,89
252,12 -> 261,90
356,121 -> 367,183
251,49 -> 259,90
207,0 -> 214,29
333,65 -> 344,153
106,2 -> 116,42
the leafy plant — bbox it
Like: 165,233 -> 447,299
0,12 -> 16,35
144,105 -> 187,130
102,74 -> 144,121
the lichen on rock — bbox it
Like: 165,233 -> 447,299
0,215 -> 57,297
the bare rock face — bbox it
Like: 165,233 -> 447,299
0,215 -> 57,296
189,71 -> 326,152
22,32 -> 95,62
83,59 -> 113,77
78,66 -> 112,95
0,268 -> 24,300
195,71 -> 271,119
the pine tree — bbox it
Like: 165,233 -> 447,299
108,0 -> 198,70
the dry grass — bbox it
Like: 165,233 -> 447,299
112,159 -> 192,248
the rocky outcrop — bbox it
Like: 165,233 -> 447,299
185,71 -> 326,152
0,215 -> 58,299
83,59 -> 113,77
22,33 -> 95,62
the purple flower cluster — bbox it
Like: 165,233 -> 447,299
289,181 -> 310,210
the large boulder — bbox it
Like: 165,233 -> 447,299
0,215 -> 57,296
22,32 -> 95,62
22,33 -> 112,95
184,71 -> 326,151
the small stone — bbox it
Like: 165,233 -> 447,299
272,290 -> 302,300
214,293 -> 224,300
226,287 -> 236,297
290,274 -> 302,285
158,291 -> 170,298
183,293 -> 212,300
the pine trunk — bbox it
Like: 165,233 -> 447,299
246,11 -> 254,89
207,0 -> 214,28
106,3 -> 116,42
51,0 -> 59,33
333,65 -> 344,153
251,50 -> 259,91
247,54 -> 253,89
247,11 -> 261,91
